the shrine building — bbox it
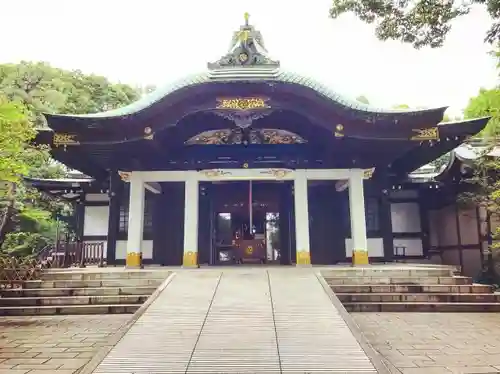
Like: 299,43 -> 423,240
29,15 -> 490,271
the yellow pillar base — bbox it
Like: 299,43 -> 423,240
183,251 -> 199,267
352,250 -> 369,266
296,250 -> 311,265
126,252 -> 143,268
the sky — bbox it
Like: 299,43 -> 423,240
1,0 -> 498,116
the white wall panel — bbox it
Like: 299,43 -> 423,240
116,240 -> 153,260
391,202 -> 421,233
83,206 -> 109,236
393,238 -> 423,256
345,238 -> 384,257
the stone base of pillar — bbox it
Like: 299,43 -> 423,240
126,252 -> 143,268
183,251 -> 199,267
352,250 -> 369,266
296,251 -> 311,265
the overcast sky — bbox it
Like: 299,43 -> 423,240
1,0 -> 497,116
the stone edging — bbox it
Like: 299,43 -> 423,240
77,271 -> 177,374
315,272 -> 399,374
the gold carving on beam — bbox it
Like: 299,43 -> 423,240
260,169 -> 292,179
411,127 -> 439,141
118,171 -> 131,182
53,133 -> 79,147
363,167 -> 375,179
334,124 -> 344,138
202,169 -> 232,178
216,97 -> 270,111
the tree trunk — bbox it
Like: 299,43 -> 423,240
0,182 -> 16,247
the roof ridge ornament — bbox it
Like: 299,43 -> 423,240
208,13 -> 280,70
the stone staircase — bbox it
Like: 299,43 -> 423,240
0,269 -> 169,316
322,265 -> 500,312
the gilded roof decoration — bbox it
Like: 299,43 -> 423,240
201,170 -> 232,178
411,127 -> 439,141
260,169 -> 293,179
208,13 -> 279,69
185,128 -> 307,145
216,97 -> 270,111
53,133 -> 79,147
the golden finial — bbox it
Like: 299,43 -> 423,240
244,12 -> 250,26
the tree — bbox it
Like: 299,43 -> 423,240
460,151 -> 500,284
330,0 -> 499,48
356,95 -> 370,104
0,62 -> 142,255
0,62 -> 141,126
0,99 -> 34,182
464,88 -> 500,137
460,84 -> 500,284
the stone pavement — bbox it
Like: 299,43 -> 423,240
0,314 -> 131,373
93,268 -> 378,373
353,312 -> 500,374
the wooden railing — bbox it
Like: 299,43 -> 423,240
39,241 -> 105,268
0,257 -> 44,289
0,242 -> 105,289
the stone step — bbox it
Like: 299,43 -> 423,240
321,268 -> 455,278
325,276 -> 471,285
337,293 -> 500,303
344,302 -> 500,312
0,286 -> 157,297
41,270 -> 170,281
0,304 -> 139,316
24,278 -> 163,289
0,294 -> 149,307
331,284 -> 493,294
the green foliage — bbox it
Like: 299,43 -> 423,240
356,95 -> 370,104
464,88 -> 500,137
330,0 -> 499,48
0,62 -> 141,256
0,100 -> 34,183
0,62 -> 141,126
460,151 -> 500,283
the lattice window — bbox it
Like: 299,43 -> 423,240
342,197 -> 380,233
119,192 -> 153,234
365,198 -> 380,232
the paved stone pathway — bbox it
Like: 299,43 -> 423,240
0,314 -> 131,373
94,268 -> 377,373
353,312 -> 500,374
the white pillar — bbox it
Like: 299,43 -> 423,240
349,169 -> 369,265
126,174 -> 145,268
183,172 -> 199,267
294,170 -> 311,265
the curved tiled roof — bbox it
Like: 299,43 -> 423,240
47,68 -> 445,120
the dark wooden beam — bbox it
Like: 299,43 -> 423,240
107,171 -> 123,265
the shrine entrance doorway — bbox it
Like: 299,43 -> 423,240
197,181 -> 295,266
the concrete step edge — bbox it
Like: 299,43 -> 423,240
335,293 -> 495,296
1,286 -> 156,293
0,304 -> 141,310
0,295 -> 151,301
342,301 -> 500,305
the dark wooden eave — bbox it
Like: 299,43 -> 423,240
41,80 -> 447,145
389,117 -> 490,176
